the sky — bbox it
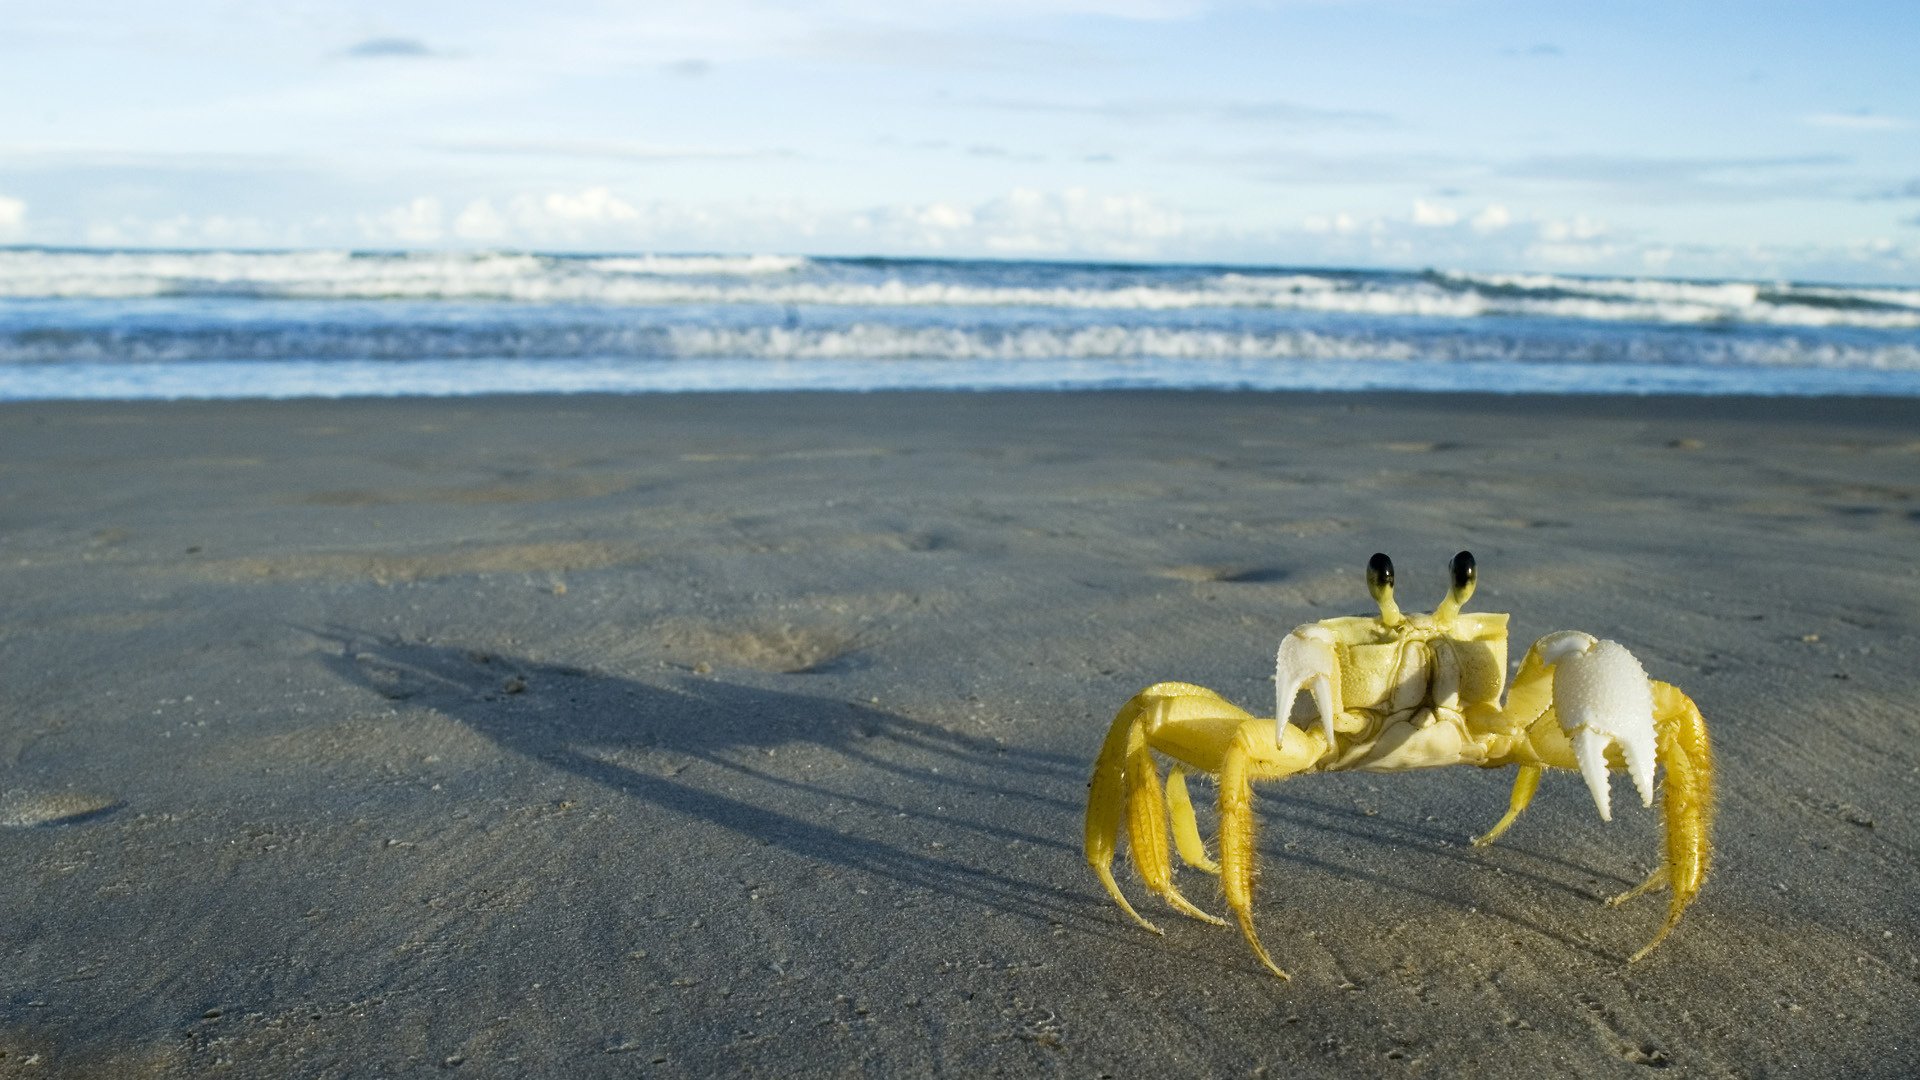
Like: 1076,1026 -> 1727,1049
2,0 -> 1917,282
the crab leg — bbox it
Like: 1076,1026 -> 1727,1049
1123,720 -> 1224,926
1616,681 -> 1714,962
1166,769 -> 1220,874
1086,684 -> 1240,934
1216,720 -> 1330,980
1472,763 -> 1542,847
1217,733 -> 1288,979
1086,689 -> 1161,933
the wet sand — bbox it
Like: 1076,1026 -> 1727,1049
1,391 -> 1916,1076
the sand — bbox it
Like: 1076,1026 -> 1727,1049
1,391 -> 1915,1077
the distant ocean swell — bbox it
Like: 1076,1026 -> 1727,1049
1,248 -> 1917,398
3,249 -> 1916,329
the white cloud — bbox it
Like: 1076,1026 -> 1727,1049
1302,211 -> 1363,235
540,187 -> 641,224
452,188 -> 658,245
1410,199 -> 1459,227
1471,204 -> 1512,232
0,194 -> 25,238
1525,241 -> 1618,267
426,137 -> 765,162
962,187 -> 1185,257
913,202 -> 976,230
79,211 -> 278,248
360,197 -> 446,246
449,200 -> 505,242
1539,214 -> 1608,242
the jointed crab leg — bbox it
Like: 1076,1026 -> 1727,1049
1620,681 -> 1714,961
1087,684 -> 1240,934
1472,763 -> 1542,848
1086,683 -> 1324,974
1217,732 -> 1291,978
1165,770 -> 1220,874
1085,690 -> 1160,933
1125,721 -> 1223,927
1216,721 -> 1332,979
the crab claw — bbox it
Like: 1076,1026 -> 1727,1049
1276,625 -> 1342,747
1538,631 -> 1658,822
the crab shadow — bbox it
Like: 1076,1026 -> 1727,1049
312,629 -> 1097,929
313,629 -> 1643,974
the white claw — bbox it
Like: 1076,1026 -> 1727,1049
1618,724 -> 1658,809
1276,625 -> 1342,747
1569,727 -> 1615,821
1541,632 -> 1659,824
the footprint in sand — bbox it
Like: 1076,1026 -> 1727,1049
0,792 -> 121,828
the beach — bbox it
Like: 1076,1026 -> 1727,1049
1,389 -> 1915,1076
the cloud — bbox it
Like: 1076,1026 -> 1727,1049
1284,203 -> 1643,274
1500,153 -> 1849,202
966,144 -> 1044,162
442,184 -> 1189,258
540,187 -> 642,224
360,196 -> 445,245
425,138 -> 770,162
978,188 -> 1185,256
1803,111 -> 1909,132
1244,150 -> 1479,187
452,200 -> 509,243
801,26 -> 1106,70
1243,149 -> 1855,203
1539,214 -> 1608,242
440,189 -> 645,244
856,187 -> 1186,257
81,212 -> 282,248
661,58 -> 713,77
1865,178 -> 1920,200
1471,204 -> 1512,232
0,194 -> 26,239
1301,211 -> 1364,235
342,37 -> 438,60
964,95 -> 1394,130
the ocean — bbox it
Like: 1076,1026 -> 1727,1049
2,248 -> 1917,400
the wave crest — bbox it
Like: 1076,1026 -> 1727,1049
1,249 -> 1915,329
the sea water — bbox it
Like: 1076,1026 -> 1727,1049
1,248 -> 1916,399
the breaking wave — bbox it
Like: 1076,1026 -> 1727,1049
1,248 -> 1915,329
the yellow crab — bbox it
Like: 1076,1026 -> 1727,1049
1085,551 -> 1714,979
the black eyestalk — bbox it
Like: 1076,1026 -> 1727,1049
1367,552 -> 1403,625
1438,549 -> 1477,619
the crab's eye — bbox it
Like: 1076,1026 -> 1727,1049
1366,552 -> 1394,597
1449,550 -> 1477,593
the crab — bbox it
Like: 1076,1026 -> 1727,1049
1085,551 -> 1714,979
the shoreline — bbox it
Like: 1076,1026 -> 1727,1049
7,361 -> 1920,401
3,390 -> 1915,1075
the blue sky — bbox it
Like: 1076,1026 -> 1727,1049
3,0 -> 1917,282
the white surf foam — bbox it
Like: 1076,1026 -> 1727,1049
3,249 -> 1916,329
